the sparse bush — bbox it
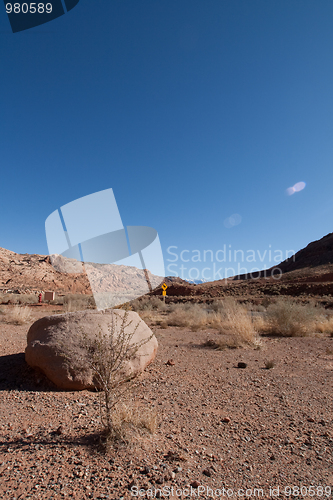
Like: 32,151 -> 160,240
209,298 -> 260,347
265,359 -> 275,369
17,294 -> 38,305
313,316 -> 333,335
168,303 -> 208,330
5,305 -> 33,325
63,294 -> 95,312
266,299 -> 328,337
131,296 -> 167,312
109,403 -> 158,443
0,293 -> 20,305
66,310 -> 154,447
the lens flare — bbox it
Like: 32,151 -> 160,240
224,213 -> 242,228
286,181 -> 306,196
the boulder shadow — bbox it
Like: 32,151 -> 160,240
0,352 -> 57,392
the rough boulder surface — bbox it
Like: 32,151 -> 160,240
25,309 -> 158,390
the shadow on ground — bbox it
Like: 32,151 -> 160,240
0,429 -> 104,455
0,352 -> 57,392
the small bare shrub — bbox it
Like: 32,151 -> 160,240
6,305 -> 33,325
217,336 -> 244,349
65,311 -> 154,447
265,359 -> 275,369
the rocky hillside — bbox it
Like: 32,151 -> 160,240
152,233 -> 333,300
233,232 -> 333,280
0,248 -> 91,294
1,232 -> 333,300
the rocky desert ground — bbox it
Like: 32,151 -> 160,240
0,299 -> 333,500
0,233 -> 333,499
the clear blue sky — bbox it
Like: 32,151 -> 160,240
1,1 -> 333,281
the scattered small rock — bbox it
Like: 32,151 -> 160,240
190,480 -> 200,488
237,362 -> 247,369
141,466 -> 150,475
166,359 -> 175,366
202,468 -> 213,477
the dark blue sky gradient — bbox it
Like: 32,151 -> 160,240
0,1 -> 332,279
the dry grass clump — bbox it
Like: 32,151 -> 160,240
265,359 -> 275,369
168,303 -> 208,331
313,315 -> 333,335
209,298 -> 260,348
62,294 -> 95,312
167,298 -> 260,346
0,293 -> 20,305
266,299 -> 332,337
108,403 -> 158,444
131,296 -> 167,312
16,294 -> 39,305
5,305 -> 33,325
0,293 -> 40,305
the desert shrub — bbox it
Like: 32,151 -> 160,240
265,359 -> 275,369
66,310 -> 155,447
16,294 -> 38,305
63,294 -> 95,312
5,305 -> 33,325
166,299 -> 260,345
266,299 -> 327,337
51,295 -> 65,305
131,295 -> 166,312
0,293 -> 20,305
209,298 -> 260,347
109,403 -> 158,443
312,315 -> 333,335
168,303 -> 208,330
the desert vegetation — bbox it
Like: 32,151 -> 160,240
61,310 -> 157,449
0,304 -> 33,325
130,294 -> 333,346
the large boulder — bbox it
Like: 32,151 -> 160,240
25,309 -> 158,390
